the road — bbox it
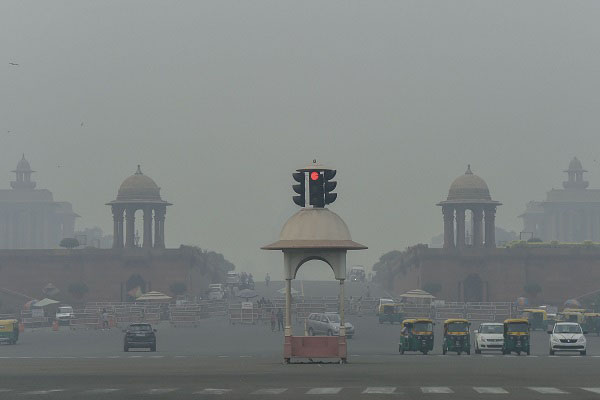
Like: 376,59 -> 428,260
1,311 -> 599,399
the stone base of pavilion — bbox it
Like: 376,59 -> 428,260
283,335 -> 347,364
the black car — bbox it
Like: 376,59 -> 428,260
123,323 -> 157,352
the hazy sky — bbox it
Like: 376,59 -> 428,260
2,1 -> 600,280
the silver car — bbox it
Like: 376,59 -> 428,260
306,312 -> 354,339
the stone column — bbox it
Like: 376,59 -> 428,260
285,278 -> 292,336
456,207 -> 466,249
125,207 -> 136,248
472,207 -> 484,247
112,207 -> 124,248
484,207 -> 496,248
154,207 -> 165,249
339,279 -> 346,337
442,206 -> 455,249
143,207 -> 153,248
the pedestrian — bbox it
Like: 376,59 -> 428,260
265,273 -> 270,287
270,310 -> 276,332
276,308 -> 284,332
101,308 -> 109,330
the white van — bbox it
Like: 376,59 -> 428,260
208,284 -> 225,300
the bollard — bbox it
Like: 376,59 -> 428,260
52,320 -> 59,331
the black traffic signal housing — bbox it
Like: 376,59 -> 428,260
292,172 -> 305,207
323,169 -> 337,205
308,171 -> 325,208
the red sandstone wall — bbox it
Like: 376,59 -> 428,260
0,248 -> 213,304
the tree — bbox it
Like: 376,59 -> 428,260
524,283 -> 542,297
60,238 -> 80,249
169,282 -> 187,296
422,282 -> 442,296
68,282 -> 89,299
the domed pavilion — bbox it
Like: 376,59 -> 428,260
107,165 -> 172,249
437,165 -> 501,249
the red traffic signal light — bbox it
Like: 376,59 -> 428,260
310,171 -> 320,181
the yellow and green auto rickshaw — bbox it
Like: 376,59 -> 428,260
442,318 -> 471,355
0,319 -> 19,345
558,309 -> 584,324
582,313 -> 600,336
379,304 -> 403,324
502,319 -> 530,355
398,318 -> 434,355
522,309 -> 547,331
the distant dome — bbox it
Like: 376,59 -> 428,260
116,165 -> 162,201
447,165 -> 491,201
567,157 -> 584,171
16,154 -> 32,171
262,208 -> 367,250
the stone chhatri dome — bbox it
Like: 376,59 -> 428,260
116,165 -> 162,201
566,157 -> 586,172
447,165 -> 492,201
15,154 -> 33,172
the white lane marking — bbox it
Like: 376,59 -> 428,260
363,387 -> 396,394
84,388 -> 121,394
194,389 -> 232,395
251,388 -> 288,395
529,387 -> 569,394
306,387 -> 343,395
0,389 -> 13,393
473,387 -> 509,394
239,355 -> 252,358
128,355 -> 143,358
22,389 -> 66,395
149,355 -> 164,358
218,355 -> 229,358
582,388 -> 600,394
107,356 -> 120,358
421,387 -> 454,394
143,388 -> 178,394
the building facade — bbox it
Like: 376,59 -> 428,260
0,155 -> 78,249
520,157 -> 600,242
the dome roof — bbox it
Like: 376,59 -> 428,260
116,165 -> 162,202
446,165 -> 492,201
16,154 -> 32,171
262,208 -> 367,250
567,157 -> 585,171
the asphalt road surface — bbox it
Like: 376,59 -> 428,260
2,311 -> 600,399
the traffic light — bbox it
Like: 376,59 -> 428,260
308,170 -> 324,207
323,169 -> 337,205
292,172 -> 305,207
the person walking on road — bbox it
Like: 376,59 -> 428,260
270,310 -> 276,332
101,309 -> 109,330
276,308 -> 284,332
265,273 -> 270,287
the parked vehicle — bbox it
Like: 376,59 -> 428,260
442,318 -> 470,355
398,318 -> 434,355
474,322 -> 504,353
549,322 -> 587,355
378,304 -> 402,324
557,309 -> 584,323
207,284 -> 225,300
0,319 -> 19,345
306,312 -> 354,338
55,305 -> 75,325
502,319 -> 530,355
123,323 -> 157,352
582,313 -> 600,336
522,308 -> 547,331
226,272 -> 240,286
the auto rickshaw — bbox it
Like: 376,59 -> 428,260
0,319 -> 19,345
582,313 -> 600,336
502,318 -> 530,355
378,304 -> 403,324
557,309 -> 584,324
398,318 -> 434,355
442,318 -> 471,355
522,309 -> 547,331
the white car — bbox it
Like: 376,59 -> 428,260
549,322 -> 587,355
474,322 -> 504,353
55,305 -> 75,325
